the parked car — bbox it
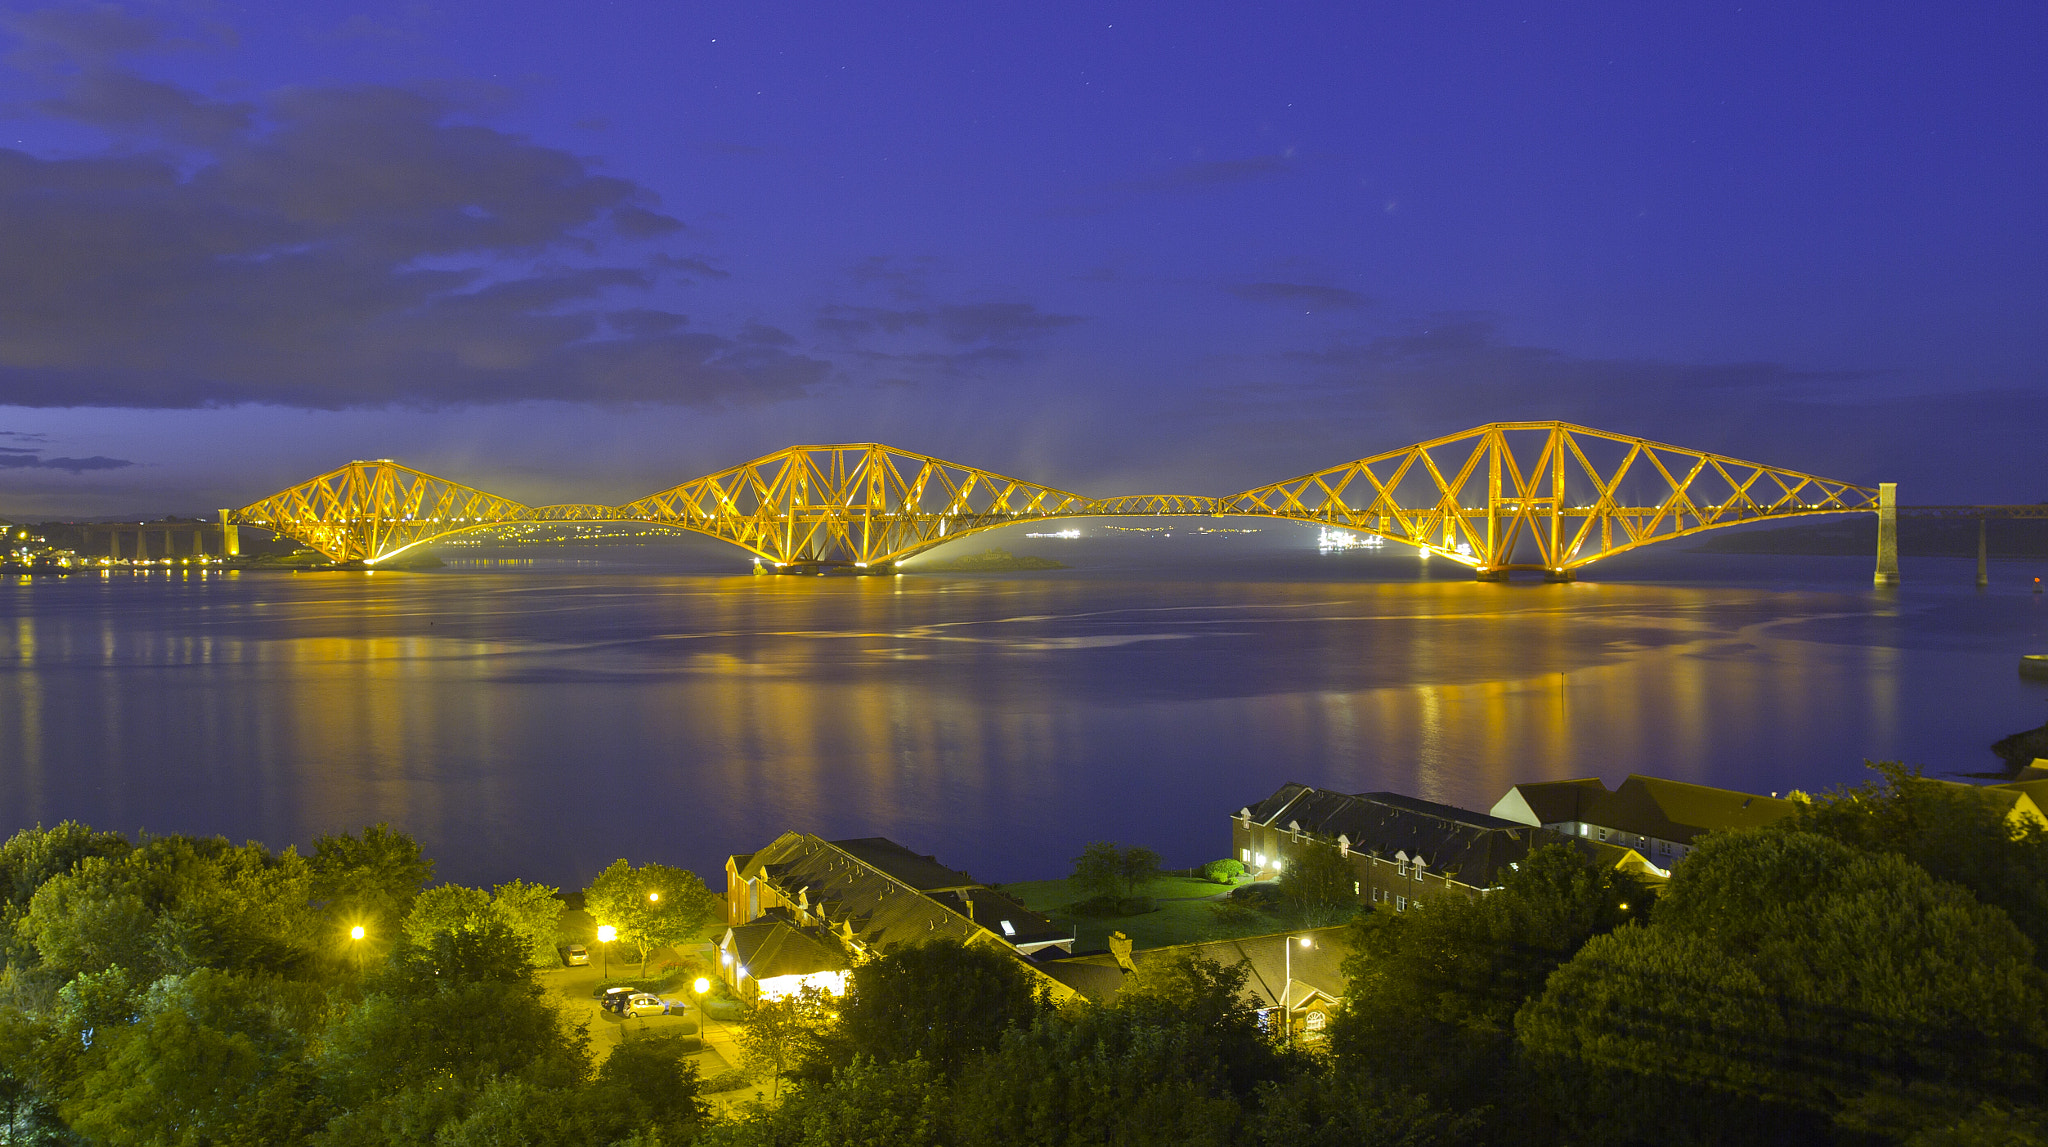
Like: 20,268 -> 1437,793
560,944 -> 589,966
623,993 -> 670,1018
598,986 -> 638,1013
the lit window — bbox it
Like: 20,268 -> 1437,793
1240,848 -> 1251,863
1255,853 -> 1266,868
1305,1011 -> 1326,1033
1352,881 -> 1360,896
1395,896 -> 1407,911
999,920 -> 1016,937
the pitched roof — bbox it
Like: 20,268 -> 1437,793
1043,926 -> 1350,1010
927,888 -> 1069,948
828,837 -> 980,891
735,831 -> 990,953
1489,777 -> 1609,826
1489,774 -> 1797,844
1242,783 -> 1553,888
1602,775 -> 1798,841
722,920 -> 845,981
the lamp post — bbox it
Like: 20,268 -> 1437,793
349,924 -> 366,975
1283,934 -> 1312,1044
643,891 -> 660,975
692,976 -> 713,1044
597,924 -> 616,979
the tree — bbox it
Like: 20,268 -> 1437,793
583,860 -> 717,972
1071,842 -> 1164,903
1517,829 -> 2048,1145
1118,846 -> 1164,899
1792,761 -> 2048,954
492,879 -> 564,968
952,957 -> 1299,1147
701,1056 -> 948,1147
590,1034 -> 710,1141
1326,843 -> 1641,1129
0,821 -> 131,914
818,939 -> 1047,1077
1275,844 -> 1356,926
739,984 -> 835,1100
309,823 -> 432,942
1072,841 -> 1121,899
401,884 -> 497,950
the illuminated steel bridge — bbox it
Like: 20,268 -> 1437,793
226,422 -> 1883,578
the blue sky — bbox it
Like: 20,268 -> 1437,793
1,1 -> 2043,516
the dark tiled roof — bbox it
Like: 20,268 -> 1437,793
1488,777 -> 1608,826
928,888 -> 1070,947
828,837 -> 979,891
1044,926 -> 1350,1010
1489,774 -> 1797,845
1243,783 -> 1551,888
723,920 -> 845,980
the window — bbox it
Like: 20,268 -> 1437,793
1396,860 -> 1409,877
1578,824 -> 1588,836
1255,853 -> 1267,868
1352,881 -> 1361,896
999,920 -> 1016,937
1240,848 -> 1251,863
1305,1011 -> 1327,1033
1395,896 -> 1407,911
1598,829 -> 1608,841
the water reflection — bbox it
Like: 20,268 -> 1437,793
0,563 -> 2039,887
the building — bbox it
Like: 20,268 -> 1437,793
723,832 -> 1080,1003
1489,774 -> 1800,870
1043,926 -> 1350,1041
1231,784 -> 1648,912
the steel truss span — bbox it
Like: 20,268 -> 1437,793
228,423 -> 1880,574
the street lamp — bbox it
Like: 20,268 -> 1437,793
692,976 -> 713,1044
597,924 -> 616,979
1283,934 -> 1313,1044
349,924 -> 366,974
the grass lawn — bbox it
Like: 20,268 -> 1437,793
999,875 -> 1281,951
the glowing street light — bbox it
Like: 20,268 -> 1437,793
597,924 -> 616,978
350,925 -> 365,940
1283,934 -> 1313,1045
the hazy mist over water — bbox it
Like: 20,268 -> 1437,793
4,526 -> 2045,889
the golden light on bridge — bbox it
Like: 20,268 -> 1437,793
226,422 -> 1880,577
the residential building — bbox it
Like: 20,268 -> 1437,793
1232,784 -> 1648,911
1044,926 -> 1350,1041
1490,774 -> 1799,869
723,831 -> 1080,1003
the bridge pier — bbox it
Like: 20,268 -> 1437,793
218,510 -> 239,557
1474,569 -> 1507,582
1977,518 -> 1988,588
1874,482 -> 1899,587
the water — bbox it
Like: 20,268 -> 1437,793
4,532 -> 2045,891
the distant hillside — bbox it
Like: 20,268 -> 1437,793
1691,516 -> 2048,557
914,547 -> 1068,572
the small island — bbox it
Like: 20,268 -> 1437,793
913,547 -> 1068,572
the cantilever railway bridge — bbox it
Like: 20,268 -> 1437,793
218,421 -> 1933,580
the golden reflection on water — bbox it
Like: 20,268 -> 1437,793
0,569 -> 2016,884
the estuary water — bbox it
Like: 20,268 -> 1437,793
3,531 -> 2045,890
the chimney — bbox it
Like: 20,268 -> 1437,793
1109,931 -> 1137,974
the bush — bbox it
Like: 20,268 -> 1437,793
1229,883 -> 1285,909
1201,859 -> 1245,885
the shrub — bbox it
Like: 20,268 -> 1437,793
1200,859 -> 1245,885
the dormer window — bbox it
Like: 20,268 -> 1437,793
1000,920 -> 1016,937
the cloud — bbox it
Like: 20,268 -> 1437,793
0,59 -> 825,409
0,448 -> 134,471
1229,282 -> 1371,310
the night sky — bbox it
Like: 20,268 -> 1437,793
1,2 -> 2043,517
